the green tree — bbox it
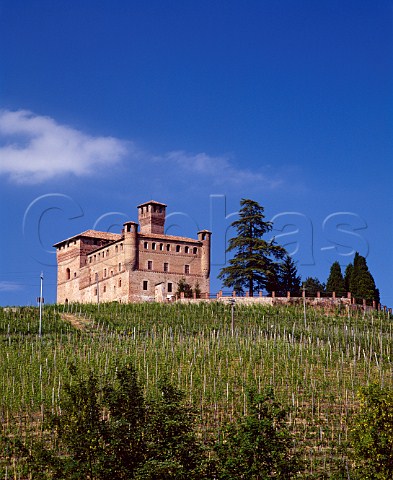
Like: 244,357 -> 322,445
176,278 -> 193,298
136,381 -> 209,479
215,386 -> 303,479
347,253 -> 380,304
344,263 -> 353,294
2,365 -> 210,479
303,277 -> 325,297
326,261 -> 346,297
350,384 -> 393,479
277,254 -> 301,296
218,199 -> 286,297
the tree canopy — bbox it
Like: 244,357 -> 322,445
303,277 -> 325,297
326,261 -> 346,297
346,253 -> 380,304
218,199 -> 286,296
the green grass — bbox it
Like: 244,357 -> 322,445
0,302 -> 391,478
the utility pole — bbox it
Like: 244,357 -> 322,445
230,298 -> 235,337
39,272 -> 43,337
96,273 -> 100,311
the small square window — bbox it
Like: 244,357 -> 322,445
167,282 -> 173,293
143,280 -> 148,291
148,260 -> 153,270
164,262 -> 168,272
185,265 -> 190,274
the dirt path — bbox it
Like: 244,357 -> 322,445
61,313 -> 92,330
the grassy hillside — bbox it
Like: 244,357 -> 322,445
0,302 -> 391,478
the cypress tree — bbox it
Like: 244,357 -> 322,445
344,263 -> 353,294
326,261 -> 346,297
347,253 -> 379,304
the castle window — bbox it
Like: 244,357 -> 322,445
119,279 -> 122,287
185,246 -> 189,253
106,249 -> 109,257
159,243 -> 164,251
115,245 -> 118,253
111,270 -> 113,276
202,233 -> 207,240
176,245 -> 181,253
118,263 -> 122,272
103,285 -> 106,293
193,247 -> 198,254
166,244 -> 170,251
89,257 -> 92,263
94,288 -> 97,296
185,265 -> 190,274
167,282 -> 173,293
144,241 -> 148,249
164,262 -> 169,272
120,243 -> 123,251
104,268 -> 107,278
74,272 -> 77,278
147,260 -> 153,270
66,268 -> 70,280
152,242 -> 156,250
143,280 -> 148,291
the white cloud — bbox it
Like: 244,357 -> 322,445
0,110 -> 128,184
0,281 -> 22,292
161,150 -> 283,188
0,109 -> 283,190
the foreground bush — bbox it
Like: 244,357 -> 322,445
1,364 -> 303,479
350,383 -> 393,479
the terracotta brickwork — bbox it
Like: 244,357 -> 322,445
54,201 -> 211,303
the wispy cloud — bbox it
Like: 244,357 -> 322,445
0,281 -> 22,292
0,109 -> 283,190
161,150 -> 283,188
0,110 -> 128,184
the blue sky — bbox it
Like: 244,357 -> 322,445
0,0 -> 392,306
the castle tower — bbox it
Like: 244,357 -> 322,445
123,221 -> 138,271
198,230 -> 212,279
138,200 -> 167,234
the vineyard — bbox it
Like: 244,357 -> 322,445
0,302 -> 392,478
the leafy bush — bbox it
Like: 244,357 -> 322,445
215,386 -> 303,479
350,383 -> 393,479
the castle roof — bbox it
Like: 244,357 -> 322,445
138,232 -> 201,243
53,229 -> 121,247
137,200 -> 167,208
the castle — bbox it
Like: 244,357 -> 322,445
54,200 -> 211,303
